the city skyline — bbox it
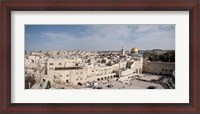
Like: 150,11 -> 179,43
25,24 -> 175,51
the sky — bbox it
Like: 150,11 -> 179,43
25,24 -> 175,51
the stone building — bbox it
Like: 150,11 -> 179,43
45,47 -> 143,85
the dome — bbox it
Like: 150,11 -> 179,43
131,48 -> 138,53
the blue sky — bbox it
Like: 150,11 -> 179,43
25,24 -> 175,51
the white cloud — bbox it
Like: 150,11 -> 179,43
37,25 -> 175,51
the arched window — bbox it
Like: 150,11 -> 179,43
58,63 -> 62,65
77,82 -> 82,86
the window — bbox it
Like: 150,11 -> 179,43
50,67 -> 54,70
80,72 -> 83,74
49,63 -> 53,65
58,63 -> 62,65
66,75 -> 69,77
60,75 -> 62,77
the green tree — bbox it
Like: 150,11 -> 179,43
45,81 -> 51,89
147,51 -> 175,62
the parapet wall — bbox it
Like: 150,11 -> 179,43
143,61 -> 175,75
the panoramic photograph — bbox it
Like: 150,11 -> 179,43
25,25 -> 175,89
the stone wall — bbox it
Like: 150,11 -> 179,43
143,61 -> 175,75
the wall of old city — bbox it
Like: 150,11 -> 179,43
143,61 -> 175,75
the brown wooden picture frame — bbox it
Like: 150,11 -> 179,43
0,0 -> 199,113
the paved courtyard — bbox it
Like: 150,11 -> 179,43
49,74 -> 165,89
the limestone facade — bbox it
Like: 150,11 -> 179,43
143,61 -> 175,75
46,57 -> 143,85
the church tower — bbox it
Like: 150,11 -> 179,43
121,46 -> 125,56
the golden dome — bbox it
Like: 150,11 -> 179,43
131,48 -> 138,53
